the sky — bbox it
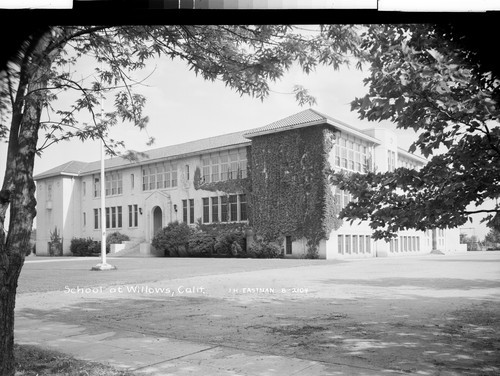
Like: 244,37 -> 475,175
0,36 -> 492,239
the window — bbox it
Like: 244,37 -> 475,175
345,235 -> 351,254
395,238 -> 399,253
105,171 -> 123,196
390,239 -> 394,253
131,174 -> 134,190
128,205 -> 137,227
189,199 -> 194,224
83,212 -> 86,226
185,165 -> 190,181
366,236 -> 371,253
388,150 -> 396,172
117,206 -> 122,228
202,198 -> 209,223
338,235 -> 344,254
417,237 -> 420,251
182,200 -> 188,223
229,195 -> 237,221
333,136 -> 369,172
221,196 -> 228,222
106,208 -> 110,229
93,177 -> 101,197
240,194 -> 247,221
111,207 -> 116,228
359,235 -> 364,253
142,162 -> 177,191
94,209 -> 99,229
199,148 -> 247,184
211,197 -> 219,222
353,235 -> 358,253
285,236 -> 292,255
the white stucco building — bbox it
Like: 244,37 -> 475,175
34,109 -> 466,258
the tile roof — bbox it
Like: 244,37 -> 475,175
244,109 -> 380,144
33,160 -> 89,180
34,130 -> 250,180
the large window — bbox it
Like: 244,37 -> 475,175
333,136 -> 369,172
94,172 -> 123,197
201,148 -> 247,184
203,195 -> 248,224
94,206 -> 122,229
181,199 -> 195,224
142,162 -> 177,191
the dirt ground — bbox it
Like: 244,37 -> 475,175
16,253 -> 500,375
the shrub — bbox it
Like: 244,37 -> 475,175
187,232 -> 215,257
152,221 -> 192,257
214,232 -> 246,257
70,237 -> 103,256
247,239 -> 283,259
106,232 -> 130,252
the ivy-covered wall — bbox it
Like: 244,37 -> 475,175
250,125 -> 341,252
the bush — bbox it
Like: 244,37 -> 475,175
70,237 -> 102,256
214,232 -> 246,257
152,221 -> 192,257
187,232 -> 215,257
247,239 -> 283,259
106,232 -> 130,252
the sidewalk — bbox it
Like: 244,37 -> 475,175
15,315 -> 380,376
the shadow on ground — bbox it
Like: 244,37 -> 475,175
18,292 -> 500,376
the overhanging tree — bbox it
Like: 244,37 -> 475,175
0,25 -> 363,375
334,24 -> 500,240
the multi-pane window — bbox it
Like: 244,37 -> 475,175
398,155 -> 422,171
333,136 -> 369,172
200,148 -> 247,184
229,195 -> 238,221
221,196 -> 228,222
239,194 -> 247,221
335,189 -> 353,212
366,236 -> 371,253
94,209 -> 99,229
93,177 -> 100,197
94,173 -> 122,197
128,204 -> 138,227
211,197 -> 219,222
353,235 -> 358,253
203,195 -> 247,223
202,198 -> 210,223
181,200 -> 195,224
182,200 -> 188,223
142,162 -> 177,191
345,235 -> 351,254
189,199 -> 194,224
105,171 -> 123,196
95,207 -> 122,229
359,235 -> 365,253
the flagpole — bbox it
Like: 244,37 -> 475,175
92,86 -> 116,271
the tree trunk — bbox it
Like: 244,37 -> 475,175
0,30 -> 60,376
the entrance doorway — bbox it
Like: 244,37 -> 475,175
153,206 -> 162,237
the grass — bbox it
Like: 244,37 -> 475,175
14,344 -> 135,376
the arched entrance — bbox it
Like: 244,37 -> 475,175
153,206 -> 162,237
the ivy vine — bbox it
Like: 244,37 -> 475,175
250,126 -> 342,254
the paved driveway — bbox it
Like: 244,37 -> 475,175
16,252 -> 500,375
